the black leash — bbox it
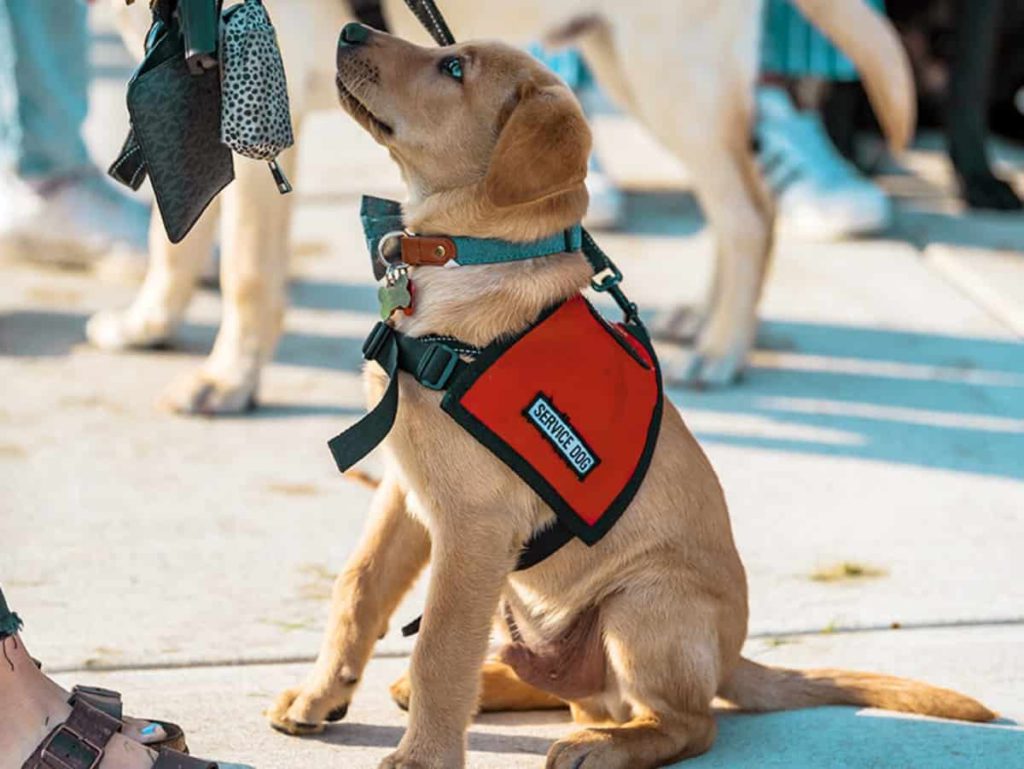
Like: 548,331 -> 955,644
402,0 -> 456,45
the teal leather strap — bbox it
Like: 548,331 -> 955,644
360,196 -> 582,278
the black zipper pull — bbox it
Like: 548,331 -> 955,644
268,159 -> 292,194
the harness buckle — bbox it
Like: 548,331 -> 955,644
362,322 -> 393,362
416,344 -> 459,390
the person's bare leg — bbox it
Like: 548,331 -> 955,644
0,631 -> 167,769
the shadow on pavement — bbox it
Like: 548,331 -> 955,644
667,320 -> 1024,480
618,189 -> 705,238
0,309 -> 367,374
0,310 -> 87,356
682,707 -> 1024,768
289,278 -> 379,315
304,721 -> 554,755
6,307 -> 1022,476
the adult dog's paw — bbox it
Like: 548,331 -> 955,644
648,305 -> 705,345
86,308 -> 173,352
546,730 -> 630,769
158,369 -> 257,416
267,687 -> 350,736
389,671 -> 412,711
665,348 -> 745,390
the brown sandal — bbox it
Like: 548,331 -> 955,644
21,698 -> 217,769
69,685 -> 188,754
30,657 -> 188,754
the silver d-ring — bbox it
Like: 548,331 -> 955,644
377,230 -> 408,269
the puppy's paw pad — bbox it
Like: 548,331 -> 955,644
86,309 -> 172,352
159,370 -> 257,416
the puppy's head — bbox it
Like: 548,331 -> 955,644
336,23 -> 591,216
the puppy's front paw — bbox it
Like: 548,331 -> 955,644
86,308 -> 173,352
546,730 -> 627,769
158,369 -> 257,416
267,686 -> 350,737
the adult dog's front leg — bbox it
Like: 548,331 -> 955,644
382,521 -> 516,769
87,203 -> 217,353
269,472 -> 430,734
161,153 -> 297,415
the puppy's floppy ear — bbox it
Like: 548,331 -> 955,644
484,81 -> 592,208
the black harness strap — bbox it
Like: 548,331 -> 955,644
328,322 -> 469,474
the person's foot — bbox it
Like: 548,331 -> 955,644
0,169 -> 149,270
756,85 -> 892,241
0,633 -> 246,769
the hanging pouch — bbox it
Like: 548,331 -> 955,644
441,296 -> 663,545
219,0 -> 295,193
110,5 -> 234,244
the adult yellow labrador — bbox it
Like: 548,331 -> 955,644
94,0 -> 914,413
267,27 -> 990,769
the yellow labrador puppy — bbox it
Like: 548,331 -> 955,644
93,0 -> 913,414
268,26 -> 991,769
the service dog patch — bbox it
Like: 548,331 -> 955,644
524,393 -> 600,479
442,296 -> 662,545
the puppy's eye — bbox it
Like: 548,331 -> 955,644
440,56 -> 464,81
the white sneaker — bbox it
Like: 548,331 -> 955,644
585,167 -> 625,231
756,86 -> 891,241
0,170 -> 149,268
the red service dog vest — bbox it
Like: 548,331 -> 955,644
442,295 -> 662,544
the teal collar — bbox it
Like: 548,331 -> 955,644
361,196 -> 583,280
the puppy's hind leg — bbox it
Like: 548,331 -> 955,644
546,590 -> 731,769
389,660 -> 566,713
87,201 -> 218,352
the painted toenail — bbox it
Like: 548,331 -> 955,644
141,723 -> 159,736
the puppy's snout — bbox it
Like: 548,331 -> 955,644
339,22 -> 370,47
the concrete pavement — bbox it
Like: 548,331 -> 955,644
2,6 -> 1023,767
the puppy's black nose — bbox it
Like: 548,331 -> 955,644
339,22 -> 370,47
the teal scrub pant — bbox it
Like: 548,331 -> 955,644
761,0 -> 886,81
0,0 -> 91,180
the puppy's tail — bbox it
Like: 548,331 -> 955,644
719,656 -> 996,722
790,0 -> 916,151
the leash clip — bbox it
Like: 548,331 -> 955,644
591,264 -> 623,292
377,229 -> 410,270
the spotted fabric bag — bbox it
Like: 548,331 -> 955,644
220,0 -> 294,193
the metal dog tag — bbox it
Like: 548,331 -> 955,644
378,265 -> 414,319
